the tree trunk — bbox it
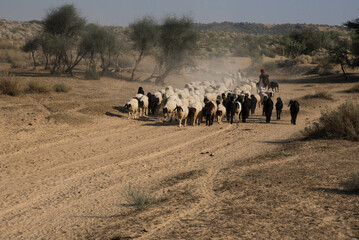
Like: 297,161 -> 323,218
130,50 -> 144,81
155,69 -> 171,85
31,51 -> 37,70
341,64 -> 348,80
44,54 -> 49,70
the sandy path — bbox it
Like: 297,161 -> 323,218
0,108 -> 304,239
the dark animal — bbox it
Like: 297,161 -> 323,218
275,97 -> 283,120
203,101 -> 216,126
137,86 -> 144,95
250,94 -> 257,114
241,97 -> 252,123
288,100 -> 300,125
147,93 -> 159,115
263,97 -> 274,123
269,81 -> 279,92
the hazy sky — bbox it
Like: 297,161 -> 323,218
0,0 -> 358,27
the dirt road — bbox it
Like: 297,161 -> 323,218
0,75 -> 358,239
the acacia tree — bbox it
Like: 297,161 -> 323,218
129,17 -> 158,81
22,37 -> 40,69
155,16 -> 198,85
345,18 -> 359,68
42,4 -> 86,74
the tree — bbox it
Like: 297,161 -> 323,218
42,4 -> 86,74
345,18 -> 359,68
155,16 -> 198,85
129,17 -> 158,81
328,39 -> 351,79
22,37 -> 40,69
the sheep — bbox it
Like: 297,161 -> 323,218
269,81 -> 279,92
288,100 -> 300,125
203,101 -> 216,126
163,100 -> 177,122
124,98 -> 139,120
137,86 -> 144,95
176,105 -> 189,127
135,93 -> 143,100
188,101 -> 203,126
263,97 -> 274,123
216,102 -> 226,124
241,97 -> 252,123
275,97 -> 283,120
138,95 -> 149,117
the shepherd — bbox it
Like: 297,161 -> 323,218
257,68 -> 270,92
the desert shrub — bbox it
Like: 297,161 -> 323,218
0,72 -> 22,96
122,184 -> 156,211
303,101 -> 359,141
340,172 -> 359,192
53,83 -> 71,92
5,49 -> 28,68
303,91 -> 333,100
295,54 -> 312,64
0,40 -> 16,50
346,84 -> 359,93
25,80 -> 50,93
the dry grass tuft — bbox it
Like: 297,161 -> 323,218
303,101 -> 359,141
340,172 -> 359,192
53,83 -> 71,93
25,80 -> 50,94
0,72 -> 22,96
346,84 -> 359,93
303,91 -> 333,100
122,184 -> 156,211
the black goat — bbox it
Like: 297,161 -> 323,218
288,100 -> 300,125
147,93 -> 159,115
263,97 -> 274,123
241,97 -> 252,123
269,82 -> 279,92
275,97 -> 283,120
137,86 -> 144,95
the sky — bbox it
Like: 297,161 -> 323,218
0,0 -> 358,27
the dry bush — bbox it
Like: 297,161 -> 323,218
0,40 -> 16,50
0,72 -> 22,96
295,55 -> 312,64
25,80 -> 50,93
303,91 -> 333,100
340,172 -> 359,192
122,184 -> 156,211
53,83 -> 71,93
5,49 -> 28,68
346,84 -> 359,93
303,101 -> 359,141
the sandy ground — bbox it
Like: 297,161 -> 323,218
0,66 -> 358,239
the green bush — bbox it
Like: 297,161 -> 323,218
0,72 -> 22,96
25,80 -> 50,93
53,83 -> 71,92
303,101 -> 359,141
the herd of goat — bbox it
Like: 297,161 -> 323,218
124,76 -> 300,127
